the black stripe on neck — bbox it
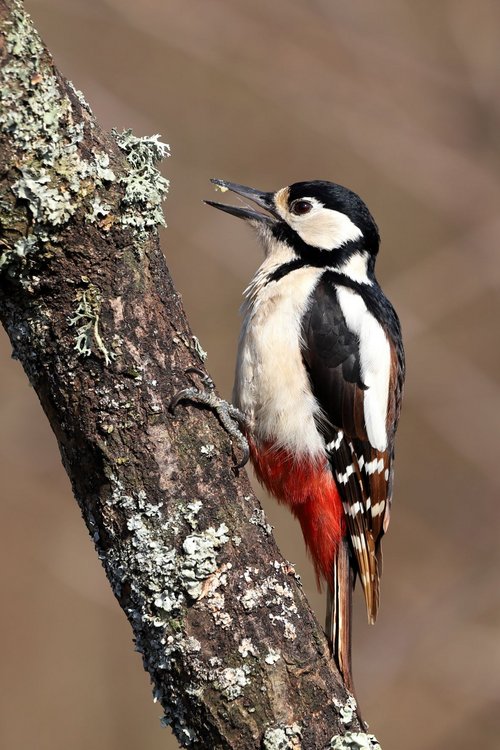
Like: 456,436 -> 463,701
272,222 -> 367,265
267,258 -> 306,283
266,255 -> 376,285
264,222 -> 377,283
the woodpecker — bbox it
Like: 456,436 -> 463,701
191,178 -> 405,691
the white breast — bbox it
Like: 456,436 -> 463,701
335,286 -> 391,451
233,262 -> 325,457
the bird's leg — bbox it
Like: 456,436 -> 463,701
170,367 -> 250,468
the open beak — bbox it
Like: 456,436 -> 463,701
205,178 -> 279,224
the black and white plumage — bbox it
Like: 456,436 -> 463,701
302,270 -> 404,621
206,178 -> 405,690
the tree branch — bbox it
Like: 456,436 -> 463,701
0,2 -> 381,748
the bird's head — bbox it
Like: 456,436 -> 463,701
206,179 -> 380,277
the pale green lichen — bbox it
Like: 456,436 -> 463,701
211,665 -> 250,701
13,169 -> 78,225
183,500 -> 203,529
0,3 -> 169,274
67,80 -> 93,114
330,733 -> 382,750
172,332 -> 209,363
8,143 -> 117,240
240,565 -> 298,641
9,145 -> 116,254
334,695 -> 358,726
112,128 -> 169,235
262,723 -> 302,750
238,638 -> 259,658
68,283 -> 116,366
191,335 -> 207,362
200,443 -> 216,459
180,524 -> 230,600
264,648 -> 281,665
103,476 -> 233,742
0,235 -> 38,269
249,507 -> 273,535
0,2 -> 118,268
0,3 -> 74,160
199,562 -> 233,628
87,196 -> 112,224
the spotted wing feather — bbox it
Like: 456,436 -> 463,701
301,275 -> 400,622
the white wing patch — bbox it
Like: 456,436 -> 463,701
336,286 -> 391,451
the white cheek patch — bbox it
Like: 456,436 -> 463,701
336,287 -> 391,452
290,206 -> 363,251
273,195 -> 363,251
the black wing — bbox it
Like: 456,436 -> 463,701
301,273 -> 403,622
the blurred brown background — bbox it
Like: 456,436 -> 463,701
1,1 -> 499,748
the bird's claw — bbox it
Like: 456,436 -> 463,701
184,366 -> 215,390
169,367 -> 214,413
170,367 -> 250,468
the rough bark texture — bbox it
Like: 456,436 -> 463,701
0,2 -> 381,748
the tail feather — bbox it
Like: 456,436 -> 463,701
326,538 -> 354,693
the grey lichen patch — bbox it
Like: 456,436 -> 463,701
240,566 -> 298,641
183,500 -> 203,529
198,562 -> 233,628
334,695 -> 358,726
104,474 -> 182,616
0,234 -> 38,269
0,4 -> 168,274
211,665 -> 250,701
329,733 -> 382,750
67,79 -> 93,114
191,335 -> 207,362
200,443 -> 216,459
250,507 -> 273,535
172,332 -> 208,363
103,475 -> 235,743
264,648 -> 281,665
68,283 -> 116,366
180,524 -> 230,600
87,196 -> 112,225
1,3 -> 74,159
0,2 -> 117,270
105,477 -> 229,619
262,722 -> 302,750
112,129 -> 169,236
238,638 -> 259,658
13,169 -> 76,225
11,150 -> 116,228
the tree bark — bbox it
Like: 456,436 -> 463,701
0,2 -> 381,748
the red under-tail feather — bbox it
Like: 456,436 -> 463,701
249,438 -> 353,690
249,437 -> 344,583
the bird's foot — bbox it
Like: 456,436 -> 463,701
170,367 -> 250,468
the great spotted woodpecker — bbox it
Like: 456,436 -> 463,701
177,178 -> 405,691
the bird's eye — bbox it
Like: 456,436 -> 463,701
290,199 -> 313,216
